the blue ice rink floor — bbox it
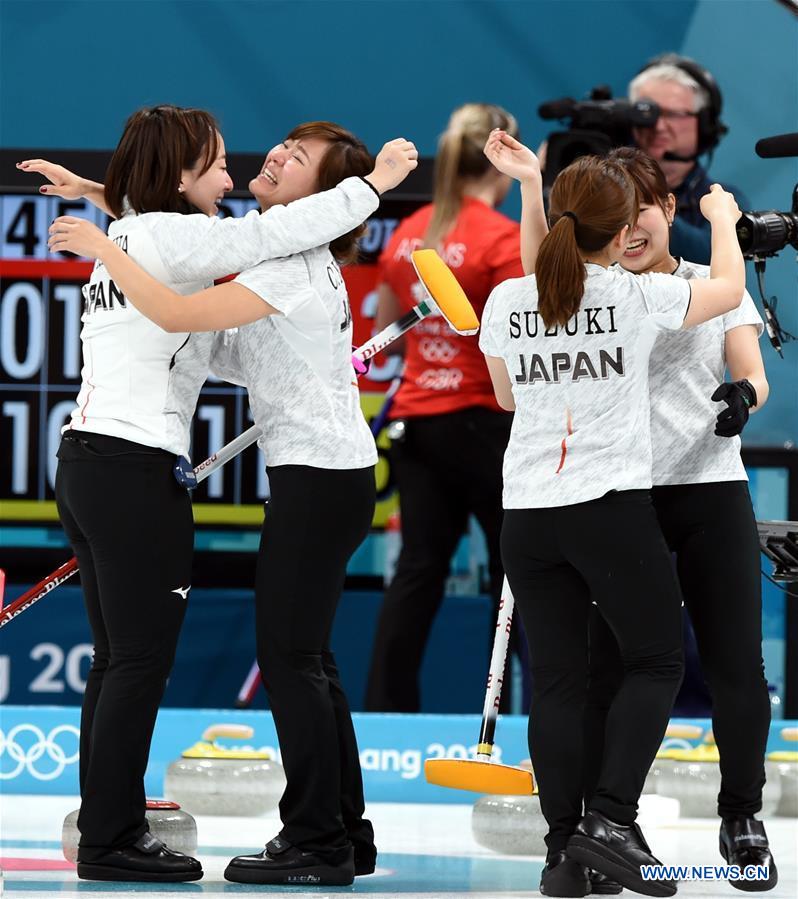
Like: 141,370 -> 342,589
1,795 -> 795,898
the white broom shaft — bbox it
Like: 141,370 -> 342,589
476,577 -> 515,760
353,303 -> 430,362
193,425 -> 262,484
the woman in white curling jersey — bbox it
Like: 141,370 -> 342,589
489,133 -> 777,893
49,120 -> 417,887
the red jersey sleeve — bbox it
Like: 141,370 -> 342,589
487,222 -> 524,289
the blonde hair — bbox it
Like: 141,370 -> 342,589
425,102 -> 519,248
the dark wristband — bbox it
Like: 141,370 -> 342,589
360,176 -> 381,200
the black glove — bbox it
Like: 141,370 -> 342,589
711,379 -> 757,438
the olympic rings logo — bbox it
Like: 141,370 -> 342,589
0,724 -> 80,781
418,337 -> 459,364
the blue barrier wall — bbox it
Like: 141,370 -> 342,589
1,704 -> 796,802
1,0 -> 796,443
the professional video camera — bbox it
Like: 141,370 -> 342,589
735,132 -> 798,356
538,86 -> 659,188
736,134 -> 798,259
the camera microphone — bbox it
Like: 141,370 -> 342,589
755,132 -> 798,159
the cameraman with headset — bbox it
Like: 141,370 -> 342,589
630,54 -> 749,264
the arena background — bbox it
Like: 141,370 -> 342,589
0,0 -> 796,717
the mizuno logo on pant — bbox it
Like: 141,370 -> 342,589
171,586 -> 191,600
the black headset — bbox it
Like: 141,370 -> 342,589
638,53 -> 728,156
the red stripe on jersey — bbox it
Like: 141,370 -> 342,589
555,408 -> 574,475
80,342 -> 95,423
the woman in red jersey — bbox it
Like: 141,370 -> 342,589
365,102 -> 524,712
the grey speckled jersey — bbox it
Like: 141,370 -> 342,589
649,258 -> 764,486
211,246 -> 377,470
68,177 -> 379,457
480,264 -> 690,509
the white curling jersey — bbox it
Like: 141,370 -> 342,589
649,259 -> 764,486
67,177 -> 380,457
480,263 -> 691,508
210,246 -> 378,470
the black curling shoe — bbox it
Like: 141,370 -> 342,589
76,832 -> 202,882
567,810 -> 676,898
224,836 -> 354,885
354,843 -> 377,876
590,868 -> 624,894
719,817 -> 778,892
539,850 -> 590,897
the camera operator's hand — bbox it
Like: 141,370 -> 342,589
711,379 -> 757,437
484,130 -> 541,184
699,183 -> 741,224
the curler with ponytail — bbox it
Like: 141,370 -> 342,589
536,156 -> 638,328
425,103 -> 518,249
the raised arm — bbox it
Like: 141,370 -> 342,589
17,159 -> 113,216
484,130 -> 548,274
30,139 -> 418,285
48,218 -> 276,332
682,186 -> 745,329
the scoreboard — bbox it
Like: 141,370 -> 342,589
0,159 -> 431,555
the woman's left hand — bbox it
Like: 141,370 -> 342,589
48,216 -> 110,258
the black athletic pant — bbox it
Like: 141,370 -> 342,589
501,490 -> 684,853
585,480 -> 770,818
365,407 -> 513,711
54,431 -> 193,859
256,464 -> 375,855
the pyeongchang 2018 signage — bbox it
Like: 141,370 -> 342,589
0,705 -> 531,801
4,707 -> 796,802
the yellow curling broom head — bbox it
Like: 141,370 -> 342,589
425,758 -> 535,795
411,249 -> 480,335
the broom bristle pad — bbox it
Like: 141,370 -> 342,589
411,249 -> 479,334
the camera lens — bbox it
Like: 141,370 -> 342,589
736,211 -> 798,257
